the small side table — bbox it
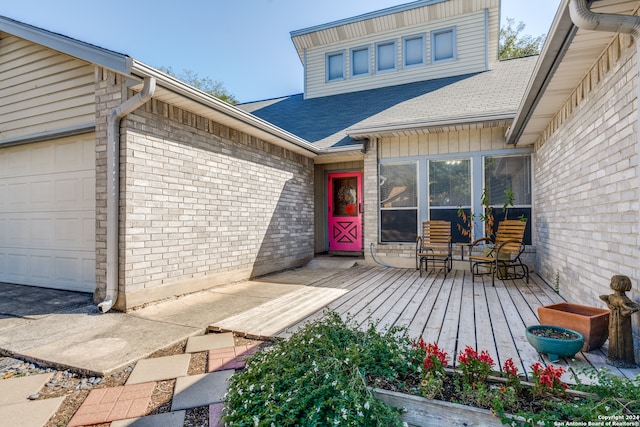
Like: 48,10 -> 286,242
456,243 -> 472,260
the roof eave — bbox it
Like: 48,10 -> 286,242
0,15 -> 319,158
0,15 -> 130,74
290,0 -> 448,38
505,0 -> 576,145
315,144 -> 365,164
129,60 -> 320,158
289,0 -> 448,62
347,113 -> 516,139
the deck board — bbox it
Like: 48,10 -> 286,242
375,271 -> 425,332
209,263 -> 638,380
439,271 -> 465,364
406,275 -> 441,339
457,272 -> 476,352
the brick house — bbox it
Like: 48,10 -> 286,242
242,0 -> 536,267
2,0 -> 640,362
0,16 -> 319,311
244,0 -> 640,361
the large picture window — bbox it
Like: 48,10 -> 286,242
378,152 -> 532,245
379,162 -> 418,242
429,159 -> 471,242
484,155 -> 532,244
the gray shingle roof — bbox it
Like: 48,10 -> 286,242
239,56 -> 537,150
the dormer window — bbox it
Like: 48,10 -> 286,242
351,46 -> 370,77
403,34 -> 425,68
432,27 -> 456,62
376,41 -> 397,72
326,51 -> 345,81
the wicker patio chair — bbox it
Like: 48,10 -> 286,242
415,220 -> 452,277
469,219 -> 528,286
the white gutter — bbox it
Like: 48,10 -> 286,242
347,113 -> 515,139
567,0 -> 640,256
128,59 -> 319,157
98,77 -> 156,313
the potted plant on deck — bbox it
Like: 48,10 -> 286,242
537,302 -> 610,351
525,325 -> 585,362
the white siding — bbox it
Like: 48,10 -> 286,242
0,34 -> 95,141
304,10 -> 488,99
379,127 -> 508,158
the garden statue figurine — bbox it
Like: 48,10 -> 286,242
599,275 -> 640,368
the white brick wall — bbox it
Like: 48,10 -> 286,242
121,103 -> 314,296
534,37 -> 640,361
95,77 -> 314,309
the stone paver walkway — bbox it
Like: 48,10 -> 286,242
125,354 -> 191,385
208,343 -> 259,371
0,372 -> 66,427
67,382 -> 156,426
68,331 -> 251,426
0,331 -> 254,426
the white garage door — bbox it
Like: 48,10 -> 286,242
0,134 -> 96,292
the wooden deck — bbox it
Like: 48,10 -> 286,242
270,265 -> 639,382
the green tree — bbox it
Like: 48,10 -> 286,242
499,18 -> 546,60
157,66 -> 238,105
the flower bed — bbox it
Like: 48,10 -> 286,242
223,312 -> 640,426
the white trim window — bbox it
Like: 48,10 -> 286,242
376,40 -> 397,73
403,34 -> 425,68
379,162 -> 418,243
432,27 -> 456,63
326,51 -> 345,82
351,46 -> 370,77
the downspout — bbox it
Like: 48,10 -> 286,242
568,0 -> 640,254
98,77 -> 156,313
569,0 -> 640,37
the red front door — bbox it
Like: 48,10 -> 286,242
328,172 -> 363,252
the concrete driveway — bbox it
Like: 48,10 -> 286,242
0,257 -> 357,376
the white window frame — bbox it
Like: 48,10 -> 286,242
326,51 -> 345,82
403,34 -> 426,68
350,45 -> 371,77
379,160 -> 420,243
375,40 -> 397,73
431,26 -> 457,63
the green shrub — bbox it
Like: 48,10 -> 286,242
223,312 -> 419,426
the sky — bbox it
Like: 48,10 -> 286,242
1,0 -> 561,103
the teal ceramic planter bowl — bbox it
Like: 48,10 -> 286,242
526,325 -> 584,362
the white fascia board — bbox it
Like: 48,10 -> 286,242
0,15 -> 129,74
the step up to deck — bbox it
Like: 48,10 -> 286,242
208,286 -> 348,339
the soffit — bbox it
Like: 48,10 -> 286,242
511,0 -> 639,146
290,0 -> 499,62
